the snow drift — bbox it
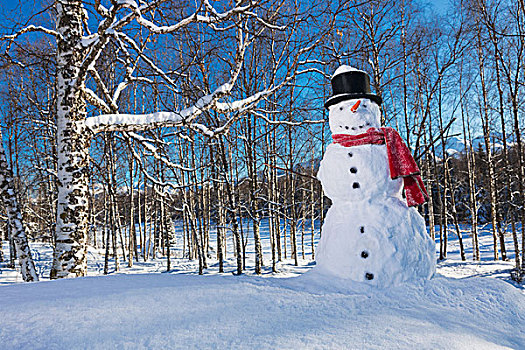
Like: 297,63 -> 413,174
0,271 -> 523,349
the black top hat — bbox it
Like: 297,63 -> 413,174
325,68 -> 382,109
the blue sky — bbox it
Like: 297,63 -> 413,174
433,0 -> 450,14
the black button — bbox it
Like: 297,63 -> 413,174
352,182 -> 360,189
365,273 -> 374,280
348,152 -> 353,157
360,226 -> 365,233
350,167 -> 357,174
361,251 -> 369,259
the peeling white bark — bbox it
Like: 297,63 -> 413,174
50,0 -> 90,279
0,128 -> 39,282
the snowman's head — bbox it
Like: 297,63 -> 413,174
328,98 -> 381,135
325,65 -> 382,135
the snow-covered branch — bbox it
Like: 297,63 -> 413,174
82,86 -> 113,114
2,25 -> 62,44
116,0 -> 255,35
85,78 -> 234,133
1,25 -> 61,67
85,63 -> 321,137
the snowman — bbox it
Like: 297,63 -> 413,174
315,65 -> 435,287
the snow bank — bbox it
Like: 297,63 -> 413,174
0,271 -> 523,349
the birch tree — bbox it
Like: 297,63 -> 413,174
0,127 -> 38,282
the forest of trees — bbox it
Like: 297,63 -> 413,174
0,0 -> 523,282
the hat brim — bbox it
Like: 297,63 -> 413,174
324,93 -> 382,109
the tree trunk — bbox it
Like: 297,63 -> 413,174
273,129 -> 282,262
429,119 -> 445,260
218,135 -> 243,274
289,173 -> 298,266
0,234 -> 3,263
300,188 -> 307,260
476,28 -> 500,261
265,127 -> 277,272
103,134 -> 120,271
446,166 -> 466,261
423,131 -> 435,242
50,0 -> 90,279
143,172 -> 150,261
217,183 -> 225,273
460,90 -> 480,260
309,145 -> 317,260
0,129 -> 39,281
437,82 -> 450,260
494,53 -> 513,264
103,190 -> 110,275
137,167 -> 144,261
8,224 -> 16,268
128,147 -> 136,267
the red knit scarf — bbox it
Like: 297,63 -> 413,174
332,127 -> 428,207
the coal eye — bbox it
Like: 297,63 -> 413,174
339,106 -> 343,111
363,104 -> 367,108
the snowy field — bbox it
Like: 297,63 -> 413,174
0,220 -> 524,349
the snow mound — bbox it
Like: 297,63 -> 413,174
0,273 -> 523,349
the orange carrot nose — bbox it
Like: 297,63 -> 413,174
351,100 -> 361,112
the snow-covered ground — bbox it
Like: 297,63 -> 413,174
1,219 -> 322,283
1,220 -> 523,349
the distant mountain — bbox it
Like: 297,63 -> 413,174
434,132 -> 514,158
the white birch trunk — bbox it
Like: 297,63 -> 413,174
0,129 -> 39,282
0,235 -> 3,263
50,0 -> 90,278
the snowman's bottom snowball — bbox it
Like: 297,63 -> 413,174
315,197 -> 436,287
